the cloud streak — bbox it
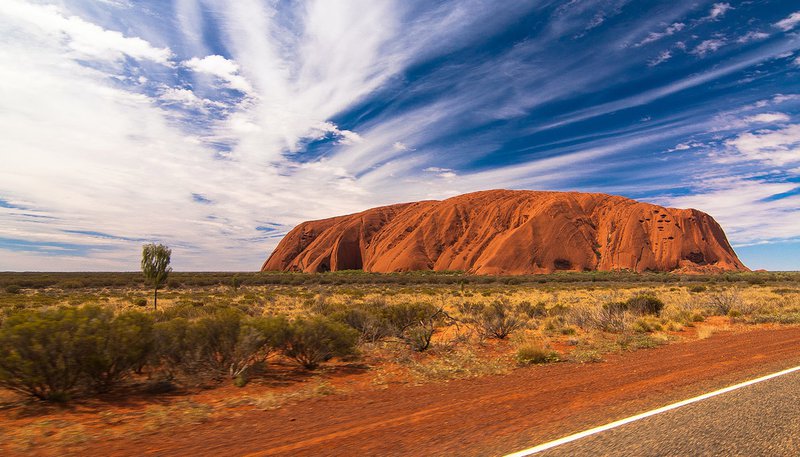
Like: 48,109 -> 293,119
1,0 -> 800,270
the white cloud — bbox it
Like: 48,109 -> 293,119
393,142 -> 411,152
314,122 -> 363,145
636,22 -> 685,47
158,87 -> 225,111
714,111 -> 792,131
771,93 -> 800,104
183,55 -> 255,95
691,39 -> 726,57
661,177 -> 800,246
774,11 -> 800,32
648,50 -> 672,67
666,142 -> 705,152
705,3 -> 732,21
724,123 -> 800,166
0,0 -> 172,64
737,31 -> 770,43
741,112 -> 791,124
422,167 -> 458,179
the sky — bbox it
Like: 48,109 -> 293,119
0,0 -> 799,272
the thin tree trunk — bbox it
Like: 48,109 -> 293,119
154,287 -> 158,311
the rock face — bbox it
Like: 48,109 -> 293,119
262,190 -> 748,274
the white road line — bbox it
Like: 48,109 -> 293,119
505,364 -> 800,457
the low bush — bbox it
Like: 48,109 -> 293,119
383,302 -> 444,351
282,317 -> 358,369
516,344 -> 559,365
81,308 -> 154,392
219,314 -> 289,381
706,289 -> 741,315
333,300 -> 393,344
152,317 -> 201,377
0,305 -> 154,400
595,302 -> 628,332
152,309 -> 289,382
469,299 -> 525,339
688,284 -> 707,293
0,307 -> 88,400
4,284 -> 21,294
624,294 -> 664,316
517,301 -> 548,319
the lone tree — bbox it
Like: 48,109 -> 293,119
141,243 -> 172,311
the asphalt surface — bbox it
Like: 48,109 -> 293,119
536,369 -> 800,457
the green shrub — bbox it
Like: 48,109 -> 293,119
133,297 -> 147,307
80,308 -> 154,392
625,294 -> 664,316
597,302 -> 628,332
4,284 -> 21,294
688,284 -> 707,293
472,299 -> 524,339
333,300 -> 393,344
383,302 -> 443,351
516,301 -> 547,319
706,289 -> 741,315
0,305 -> 153,400
282,317 -> 358,369
516,344 -> 559,365
224,315 -> 289,380
334,301 -> 444,351
152,318 -> 201,377
0,307 -> 88,400
153,309 -> 289,381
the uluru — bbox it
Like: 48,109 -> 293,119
262,190 -> 748,275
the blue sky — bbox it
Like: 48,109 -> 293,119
0,0 -> 799,271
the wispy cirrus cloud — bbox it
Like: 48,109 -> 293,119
2,0 -> 800,270
635,22 -> 686,47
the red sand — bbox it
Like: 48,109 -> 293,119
72,326 -> 800,456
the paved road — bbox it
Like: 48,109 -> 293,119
536,370 -> 800,456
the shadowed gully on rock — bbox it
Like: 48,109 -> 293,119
262,190 -> 747,275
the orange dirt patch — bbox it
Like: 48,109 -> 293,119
18,325 -> 799,457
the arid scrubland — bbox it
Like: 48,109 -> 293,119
0,271 -> 798,453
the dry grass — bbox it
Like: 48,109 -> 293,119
404,347 -> 512,383
220,379 -> 342,410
